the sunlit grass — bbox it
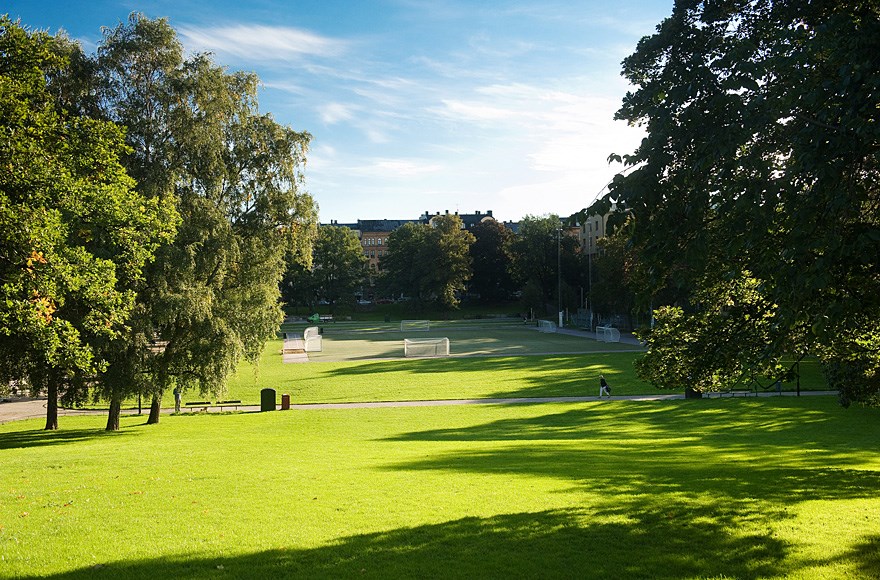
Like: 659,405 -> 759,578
1,397 -> 877,578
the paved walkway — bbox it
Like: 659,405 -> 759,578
0,390 -> 838,424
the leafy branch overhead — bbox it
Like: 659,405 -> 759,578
588,1 -> 880,401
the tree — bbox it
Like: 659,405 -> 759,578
589,224 -> 638,326
586,1 -> 880,401
380,215 -> 475,310
510,215 -> 580,316
93,15 -> 317,428
0,18 -> 175,429
311,226 -> 367,313
426,214 -> 476,310
469,220 -> 515,302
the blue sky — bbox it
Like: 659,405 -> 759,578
8,0 -> 673,223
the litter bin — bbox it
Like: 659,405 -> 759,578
260,388 -> 276,411
281,393 -> 290,410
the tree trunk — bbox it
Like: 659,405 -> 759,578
146,393 -> 161,425
106,398 -> 121,431
44,381 -> 58,431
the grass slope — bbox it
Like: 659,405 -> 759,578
2,397 -> 878,579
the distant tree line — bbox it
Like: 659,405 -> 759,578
285,213 -> 626,318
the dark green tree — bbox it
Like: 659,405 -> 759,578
585,1 -> 880,400
379,222 -> 429,306
510,215 -> 580,316
469,220 -> 515,302
312,226 -> 367,313
380,215 -> 474,310
426,214 -> 475,310
0,18 -> 175,429
93,14 -> 317,428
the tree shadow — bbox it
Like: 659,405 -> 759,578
377,401 -> 880,527
21,509 -> 800,579
0,426 -> 137,450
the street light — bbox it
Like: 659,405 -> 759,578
557,227 -> 562,328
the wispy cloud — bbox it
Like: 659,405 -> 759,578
352,158 -> 444,178
319,102 -> 355,124
177,24 -> 348,62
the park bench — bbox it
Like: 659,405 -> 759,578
716,388 -> 756,397
319,314 -> 333,322
183,400 -> 242,412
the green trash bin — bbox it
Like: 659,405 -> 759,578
260,388 -> 276,412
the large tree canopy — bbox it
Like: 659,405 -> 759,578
510,215 -> 581,316
0,18 -> 176,428
468,220 -> 516,303
587,1 -> 880,401
380,215 -> 474,310
91,14 -> 318,428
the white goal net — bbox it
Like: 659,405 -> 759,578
401,320 -> 430,332
596,325 -> 621,343
537,319 -> 557,333
303,326 -> 323,352
404,337 -> 450,357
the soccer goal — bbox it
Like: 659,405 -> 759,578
401,319 -> 430,332
596,325 -> 621,343
303,326 -> 323,352
404,337 -> 450,357
537,319 -> 557,333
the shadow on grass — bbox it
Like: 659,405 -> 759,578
379,400 -> 880,518
0,426 -> 136,450
318,353 -> 647,395
21,509 -> 803,579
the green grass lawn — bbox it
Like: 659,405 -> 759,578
137,318 -> 826,408
2,397 -> 878,578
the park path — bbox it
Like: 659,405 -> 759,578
1,390 -> 838,425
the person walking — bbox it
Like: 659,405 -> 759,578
599,375 -> 611,397
173,386 -> 182,413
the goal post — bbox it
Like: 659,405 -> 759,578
537,319 -> 557,333
404,337 -> 450,357
303,326 -> 323,352
400,319 -> 430,332
596,325 -> 621,343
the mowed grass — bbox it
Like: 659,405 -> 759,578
121,319 -> 827,409
2,397 -> 878,578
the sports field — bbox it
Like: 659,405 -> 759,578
284,319 -> 642,362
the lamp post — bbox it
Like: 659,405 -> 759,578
557,227 -> 562,328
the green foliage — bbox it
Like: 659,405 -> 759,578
589,1 -> 880,403
468,220 -> 516,302
634,273 -> 790,392
510,215 -> 581,315
380,215 -> 474,310
87,14 -> 318,427
312,226 -> 367,312
0,17 -> 175,429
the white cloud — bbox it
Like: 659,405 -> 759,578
354,158 -> 444,178
177,24 -> 348,62
319,102 -> 355,124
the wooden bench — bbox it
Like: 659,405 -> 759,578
183,400 -> 242,412
215,400 -> 242,411
717,388 -> 755,397
319,314 -> 333,322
